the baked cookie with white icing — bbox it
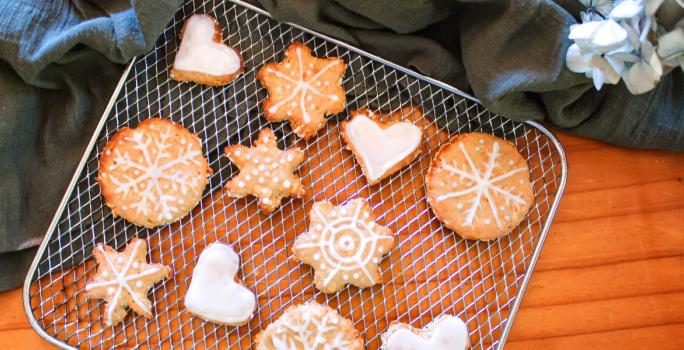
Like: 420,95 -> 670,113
257,42 -> 346,138
426,133 -> 534,240
293,198 -> 395,293
342,107 -> 423,185
255,302 -> 364,350
171,14 -> 243,86
184,242 -> 256,326
98,118 -> 211,228
84,238 -> 171,326
224,128 -> 306,214
381,315 -> 470,350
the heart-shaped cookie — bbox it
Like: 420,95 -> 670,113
171,14 -> 243,86
184,243 -> 256,326
342,108 -> 423,184
382,315 -> 470,350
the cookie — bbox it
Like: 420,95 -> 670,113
224,128 -> 306,214
381,315 -> 470,350
257,42 -> 346,138
170,14 -> 243,86
98,118 -> 211,228
293,198 -> 395,293
184,242 -> 256,326
426,133 -> 534,240
342,107 -> 423,184
84,238 -> 171,326
255,302 -> 364,350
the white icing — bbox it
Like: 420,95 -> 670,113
345,114 -> 422,182
436,141 -> 527,228
270,304 -> 355,349
105,124 -> 204,223
385,315 -> 470,350
265,47 -> 341,123
184,243 -> 256,324
84,240 -> 159,325
173,14 -> 241,76
295,199 -> 393,289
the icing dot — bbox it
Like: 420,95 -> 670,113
377,246 -> 384,253
307,95 -> 312,101
320,263 -> 327,269
272,177 -> 280,183
102,272 -> 109,278
309,63 -> 314,68
265,157 -> 272,163
261,188 -> 269,194
263,198 -> 272,204
286,111 -> 293,116
116,257 -> 124,264
245,154 -> 251,159
258,165 -> 266,171
313,253 -> 321,261
285,63 -> 291,68
244,175 -> 252,181
509,160 -> 515,165
456,203 -> 464,209
324,81 -> 330,86
234,150 -> 241,156
484,219 -> 491,225
283,180 -> 291,189
451,182 -> 458,187
258,178 -> 265,184
315,224 -> 323,231
132,262 -> 140,269
372,258 -> 379,264
315,81 -> 321,86
135,281 -> 143,288
499,205 -> 505,210
339,208 -> 347,215
290,102 -> 297,107
364,212 -> 370,218
251,169 -> 259,176
480,139 -> 485,144
107,287 -> 115,295
279,158 -> 287,164
309,104 -> 315,109
519,179 -> 525,184
505,215 -> 511,220
343,274 -> 349,281
238,181 -> 245,188
353,273 -> 360,279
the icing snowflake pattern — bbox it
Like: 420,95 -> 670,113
84,238 -> 170,325
258,42 -> 346,138
259,303 -> 363,350
436,141 -> 528,228
99,119 -> 209,227
294,199 -> 395,292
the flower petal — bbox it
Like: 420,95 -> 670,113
610,0 -> 645,19
657,27 -> 684,61
566,44 -> 592,73
591,20 -> 629,52
622,60 -> 660,94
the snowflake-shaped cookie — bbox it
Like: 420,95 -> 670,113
255,302 -> 364,350
257,42 -> 346,138
84,238 -> 171,326
224,128 -> 306,213
426,133 -> 534,241
98,118 -> 211,228
293,198 -> 396,293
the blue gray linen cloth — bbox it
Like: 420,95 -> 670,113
0,0 -> 682,291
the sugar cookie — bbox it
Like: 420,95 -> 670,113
257,42 -> 346,138
84,238 -> 171,326
342,108 -> 423,184
224,128 -> 306,214
293,198 -> 395,293
171,14 -> 244,86
184,243 -> 256,326
255,302 -> 363,350
382,315 -> 470,350
98,118 -> 211,228
426,133 -> 534,240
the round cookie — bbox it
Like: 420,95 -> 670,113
255,302 -> 364,350
98,118 -> 211,228
426,133 -> 534,240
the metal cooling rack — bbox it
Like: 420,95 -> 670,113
23,0 -> 567,349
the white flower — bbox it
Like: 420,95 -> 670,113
609,0 -> 644,19
622,41 -> 664,93
566,43 -> 622,89
657,20 -> 684,70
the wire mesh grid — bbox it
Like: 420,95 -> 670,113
24,0 -> 566,349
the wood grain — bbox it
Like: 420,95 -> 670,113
1,130 -> 683,349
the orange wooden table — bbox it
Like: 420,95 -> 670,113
1,130 -> 683,349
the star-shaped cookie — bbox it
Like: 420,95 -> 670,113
257,42 -> 347,138
224,128 -> 306,213
293,198 -> 396,293
84,238 -> 171,326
